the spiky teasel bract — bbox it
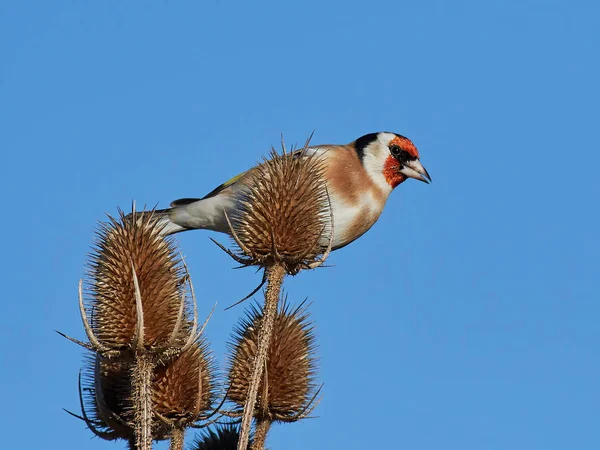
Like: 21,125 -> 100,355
217,137 -> 334,275
86,208 -> 186,351
192,424 -> 249,450
227,299 -> 320,421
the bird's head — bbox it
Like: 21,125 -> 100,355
355,132 -> 431,191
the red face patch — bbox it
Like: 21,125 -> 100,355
383,156 -> 406,188
390,136 -> 419,158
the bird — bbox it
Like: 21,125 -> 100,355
151,132 -> 430,251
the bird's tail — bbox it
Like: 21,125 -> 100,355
127,208 -> 188,236
153,208 -> 189,235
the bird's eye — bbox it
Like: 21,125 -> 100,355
390,145 -> 401,156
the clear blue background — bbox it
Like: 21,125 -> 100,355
1,1 -> 598,449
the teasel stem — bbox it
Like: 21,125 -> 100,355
130,264 -> 154,450
251,347 -> 272,450
169,428 -> 185,450
132,353 -> 154,450
237,263 -> 286,450
250,418 -> 271,450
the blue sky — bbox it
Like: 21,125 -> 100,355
1,1 -> 599,449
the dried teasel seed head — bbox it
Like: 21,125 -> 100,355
87,207 -> 185,349
192,425 -> 249,450
227,299 -> 319,422
153,335 -> 215,427
230,139 -> 332,274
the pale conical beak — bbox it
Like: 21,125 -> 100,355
400,159 -> 432,184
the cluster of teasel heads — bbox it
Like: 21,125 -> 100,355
60,209 -> 216,450
61,138 -> 331,450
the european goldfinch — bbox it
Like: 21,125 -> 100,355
154,132 -> 430,250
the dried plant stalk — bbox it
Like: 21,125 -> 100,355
228,298 -> 319,450
63,206 -> 214,449
251,419 -> 271,450
237,264 -> 285,450
90,208 -> 186,450
169,428 -> 185,450
132,353 -> 154,450
212,138 -> 332,450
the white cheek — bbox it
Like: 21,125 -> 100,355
363,154 -> 393,193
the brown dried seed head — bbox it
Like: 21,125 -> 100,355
232,144 -> 331,274
192,425 -> 247,450
87,208 -> 185,348
153,336 -> 214,426
227,299 -> 318,421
